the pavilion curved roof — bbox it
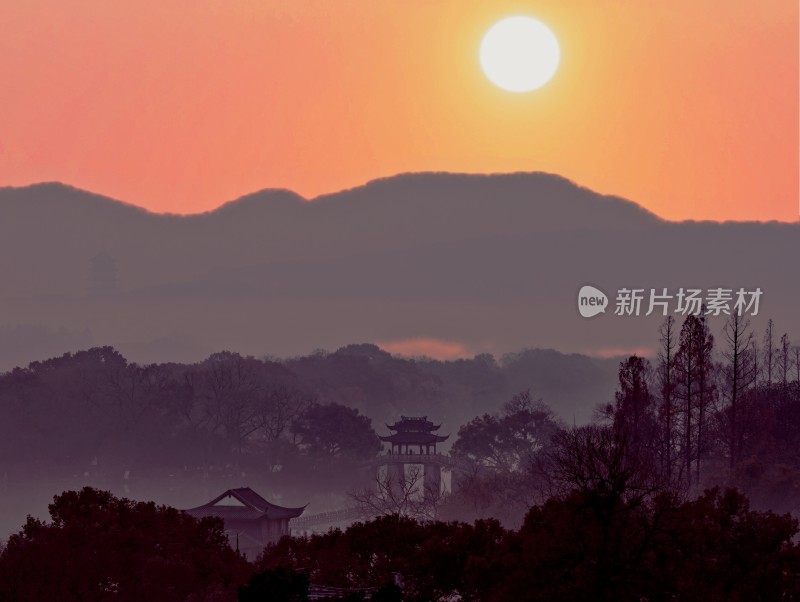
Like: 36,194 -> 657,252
385,415 -> 442,432
185,487 -> 306,521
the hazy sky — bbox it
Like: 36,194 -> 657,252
1,0 -> 797,220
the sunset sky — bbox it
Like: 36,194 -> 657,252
1,0 -> 797,221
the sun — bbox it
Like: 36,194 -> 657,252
480,16 -> 560,93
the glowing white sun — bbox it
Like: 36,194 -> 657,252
480,16 -> 560,93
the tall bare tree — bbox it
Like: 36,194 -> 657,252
656,316 -> 678,482
694,315 -> 715,485
722,312 -> 755,468
611,355 -> 654,447
250,385 -> 315,470
763,319 -> 775,386
674,325 -> 693,484
778,333 -> 791,394
349,464 -> 446,521
549,424 -> 666,506
197,352 -> 263,459
674,315 -> 713,485
794,345 -> 800,385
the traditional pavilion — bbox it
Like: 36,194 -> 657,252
380,415 -> 449,455
185,487 -> 306,559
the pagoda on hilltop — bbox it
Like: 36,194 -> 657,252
380,415 -> 449,455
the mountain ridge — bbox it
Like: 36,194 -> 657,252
0,171 -> 797,384
2,172 -> 665,222
4,173 -> 796,226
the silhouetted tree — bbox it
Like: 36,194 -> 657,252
666,487 -> 799,600
611,355 -> 655,446
197,352 -> 264,458
763,318 -> 776,386
350,464 -> 446,521
259,515 -> 507,601
452,391 -> 559,472
656,316 -> 679,482
0,487 -> 249,601
693,315 -> 715,484
721,312 -> 756,468
250,384 -> 315,471
262,486 -> 800,601
674,314 -> 715,485
293,403 -> 381,462
549,424 -> 664,508
794,345 -> 800,384
449,392 -> 561,524
496,486 -> 799,601
779,333 -> 791,395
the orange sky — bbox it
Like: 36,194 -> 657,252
1,0 -> 797,220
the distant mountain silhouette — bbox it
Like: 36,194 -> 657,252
1,173 -> 797,411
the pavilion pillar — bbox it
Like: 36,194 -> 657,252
423,463 -> 441,501
387,462 -> 404,499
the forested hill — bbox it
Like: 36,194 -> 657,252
0,344 -> 617,480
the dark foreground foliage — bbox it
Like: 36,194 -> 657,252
258,487 -> 800,602
1,485 -> 798,601
495,487 -> 799,602
238,566 -> 309,601
0,487 -> 250,601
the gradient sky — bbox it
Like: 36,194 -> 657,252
1,0 -> 797,221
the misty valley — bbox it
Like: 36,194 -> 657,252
2,312 -> 800,600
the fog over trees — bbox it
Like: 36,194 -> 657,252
0,343 -> 616,538
2,314 -> 800,599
